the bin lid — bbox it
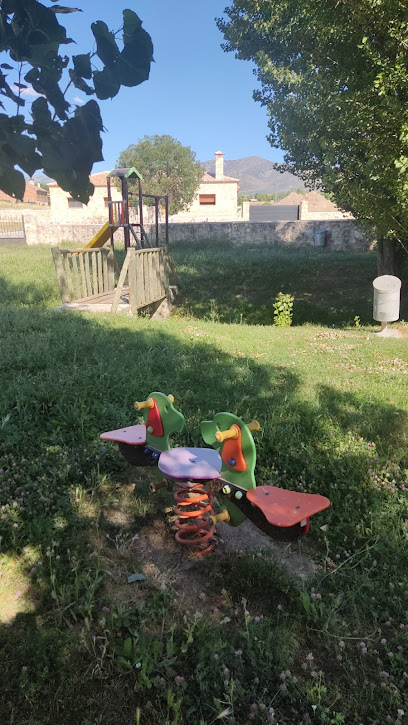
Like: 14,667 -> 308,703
373,275 -> 401,292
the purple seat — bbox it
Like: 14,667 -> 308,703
158,447 -> 221,480
100,424 -> 146,445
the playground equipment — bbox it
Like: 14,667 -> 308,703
101,392 -> 186,465
52,246 -> 174,314
52,169 -> 178,314
100,397 -> 330,555
84,167 -> 169,251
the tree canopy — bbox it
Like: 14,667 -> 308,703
117,135 -> 203,214
0,1 -> 153,202
218,0 -> 408,261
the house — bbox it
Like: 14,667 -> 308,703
275,192 -> 306,206
48,171 -> 122,221
0,179 -> 49,205
277,190 -> 353,220
170,151 -> 240,222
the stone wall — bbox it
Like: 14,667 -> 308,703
22,213 -> 372,251
299,200 -> 353,221
163,220 -> 372,251
24,213 -> 124,246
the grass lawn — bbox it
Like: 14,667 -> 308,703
0,241 -> 407,725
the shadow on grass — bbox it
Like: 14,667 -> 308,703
0,274 -> 407,724
171,241 -> 408,327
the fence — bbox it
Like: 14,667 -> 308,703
52,246 -> 172,315
111,247 -> 170,314
51,247 -> 116,304
249,204 -> 299,222
0,212 -> 25,244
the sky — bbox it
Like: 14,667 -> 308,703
46,0 -> 285,173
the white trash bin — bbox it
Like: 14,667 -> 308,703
373,275 -> 401,322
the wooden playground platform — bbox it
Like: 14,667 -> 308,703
52,246 -> 177,316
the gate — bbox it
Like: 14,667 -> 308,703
0,212 -> 25,245
249,204 -> 299,222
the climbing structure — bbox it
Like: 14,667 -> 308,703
83,167 -> 169,251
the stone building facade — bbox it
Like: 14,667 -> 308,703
169,151 -> 240,222
48,171 -> 122,221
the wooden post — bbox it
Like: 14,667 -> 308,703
63,252 -> 75,299
97,250 -> 103,294
84,252 -> 92,296
138,177 -> 144,248
155,197 -> 159,246
52,247 -> 69,303
92,251 -> 98,295
71,254 -> 81,299
107,247 -> 115,290
128,248 -> 138,314
107,177 -> 115,250
165,195 -> 169,248
135,250 -> 143,308
78,253 -> 87,297
111,249 -> 131,314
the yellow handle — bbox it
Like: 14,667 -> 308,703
168,394 -> 174,403
134,398 -> 155,411
150,479 -> 168,493
210,509 -> 230,525
247,420 -> 260,432
215,426 -> 239,443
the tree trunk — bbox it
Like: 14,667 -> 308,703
377,238 -> 403,277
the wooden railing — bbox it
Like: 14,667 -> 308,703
51,247 -> 116,304
52,246 -> 174,315
111,247 -> 170,314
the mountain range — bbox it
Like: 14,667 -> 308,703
33,155 -> 306,197
202,155 -> 306,196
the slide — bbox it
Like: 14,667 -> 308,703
84,221 -> 118,249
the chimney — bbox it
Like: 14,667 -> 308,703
215,151 -> 224,179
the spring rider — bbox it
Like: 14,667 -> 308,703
100,396 -> 330,555
157,412 -> 330,555
100,392 -> 186,466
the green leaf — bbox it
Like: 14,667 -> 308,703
73,53 -> 92,80
68,69 -> 94,96
0,166 -> 25,199
118,10 -> 153,87
123,637 -> 132,658
93,66 -> 120,100
50,5 -> 82,13
91,20 -> 120,67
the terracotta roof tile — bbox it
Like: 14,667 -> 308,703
201,172 -> 239,184
275,192 -> 305,205
49,171 -> 110,188
306,191 -> 341,212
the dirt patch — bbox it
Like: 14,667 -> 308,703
214,519 -> 316,580
101,501 -> 316,615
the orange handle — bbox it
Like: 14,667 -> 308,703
168,394 -> 174,403
134,398 -> 155,411
215,426 -> 239,443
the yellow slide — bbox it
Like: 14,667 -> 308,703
84,221 -> 118,249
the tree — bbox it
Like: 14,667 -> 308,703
0,1 -> 153,203
218,0 -> 408,274
117,135 -> 204,214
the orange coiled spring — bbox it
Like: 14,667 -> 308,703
173,481 -> 216,555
